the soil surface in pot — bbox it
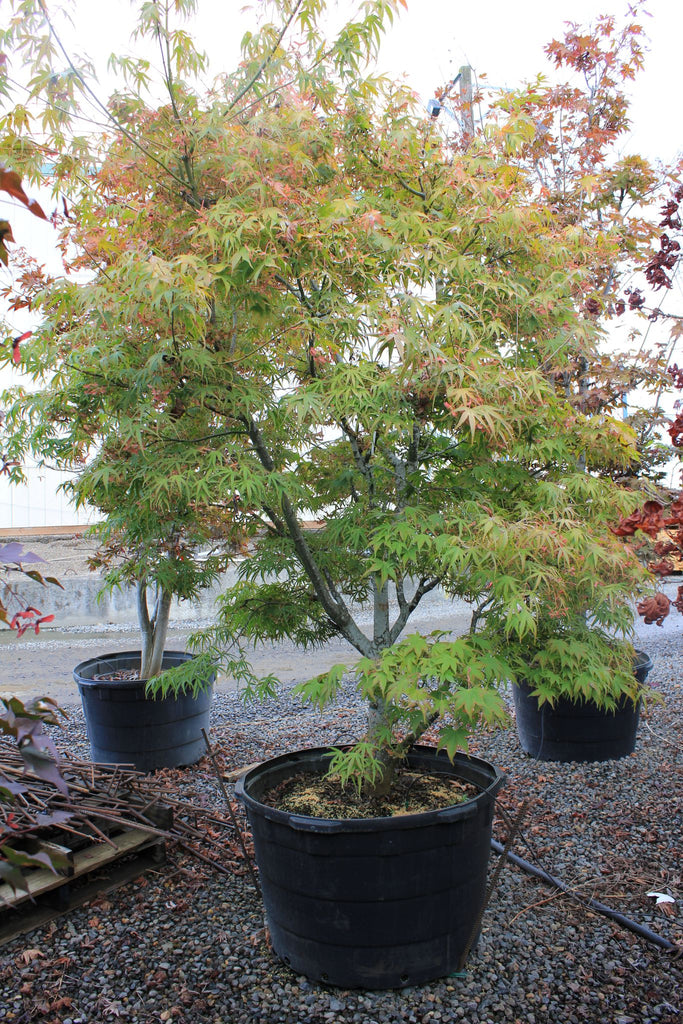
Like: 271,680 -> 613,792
262,765 -> 478,819
93,668 -> 142,680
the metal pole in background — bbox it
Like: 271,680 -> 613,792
459,65 -> 474,146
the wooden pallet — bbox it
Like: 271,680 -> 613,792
0,827 -> 165,944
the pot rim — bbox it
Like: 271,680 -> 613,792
73,649 -> 196,689
633,647 -> 653,671
236,744 -> 504,834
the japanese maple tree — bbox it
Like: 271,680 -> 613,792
0,0 -> 668,792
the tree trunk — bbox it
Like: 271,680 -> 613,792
139,584 -> 173,679
366,696 -> 396,797
373,576 -> 390,650
137,579 -> 153,678
148,587 -> 173,678
366,577 -> 395,797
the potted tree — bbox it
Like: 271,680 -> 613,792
475,589 -> 654,764
1,174 -> 230,772
508,639 -> 653,763
70,492 -> 227,772
0,7 -> 236,771
0,168 -> 227,773
0,0 -> 668,985
450,8 -> 679,763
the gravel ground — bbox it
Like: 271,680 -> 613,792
1,638 -> 682,1024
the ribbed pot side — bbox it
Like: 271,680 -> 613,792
73,650 -> 213,772
236,745 -> 505,989
512,649 -> 653,763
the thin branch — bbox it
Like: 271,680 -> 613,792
170,305 -> 179,356
358,145 -> 426,200
340,417 -> 371,475
398,710 -> 439,754
246,416 -> 372,655
274,274 -> 313,311
376,443 -> 407,503
4,73 -> 113,132
258,503 -> 287,536
147,427 -> 248,447
274,274 -> 330,319
230,35 -> 340,122
228,309 -> 238,357
407,421 -> 421,474
37,0 -> 190,192
395,574 -> 408,614
155,0 -> 197,197
340,416 -> 376,507
469,594 -> 494,634
389,576 -> 441,643
651,310 -> 683,322
225,0 -> 304,114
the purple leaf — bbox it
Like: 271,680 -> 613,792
19,739 -> 68,796
14,718 -> 53,747
0,775 -> 26,797
35,810 -> 73,828
0,859 -> 30,896
2,845 -> 68,873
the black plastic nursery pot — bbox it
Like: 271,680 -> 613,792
236,745 -> 505,989
73,650 -> 213,772
512,649 -> 654,763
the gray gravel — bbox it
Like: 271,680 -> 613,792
1,637 -> 681,1024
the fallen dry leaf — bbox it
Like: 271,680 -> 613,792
19,948 -> 45,965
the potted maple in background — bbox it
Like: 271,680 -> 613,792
0,0 -> 674,987
458,15 -> 674,764
7,261 -> 236,769
1,148 -> 231,774
70,484 -> 227,771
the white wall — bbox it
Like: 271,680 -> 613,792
0,183 -> 92,530
0,461 -> 97,530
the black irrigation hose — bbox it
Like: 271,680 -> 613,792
490,838 -> 680,954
